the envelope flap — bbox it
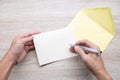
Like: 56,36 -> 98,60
68,12 -> 113,51
81,8 -> 116,36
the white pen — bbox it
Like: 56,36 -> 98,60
70,44 -> 102,54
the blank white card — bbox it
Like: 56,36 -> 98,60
33,27 -> 77,66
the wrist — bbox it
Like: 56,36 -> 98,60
0,52 -> 16,80
94,69 -> 112,80
5,51 -> 17,65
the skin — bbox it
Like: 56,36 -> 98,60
70,40 -> 112,80
0,32 -> 40,80
0,32 -> 112,80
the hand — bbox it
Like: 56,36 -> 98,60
7,32 -> 40,64
70,40 -> 112,80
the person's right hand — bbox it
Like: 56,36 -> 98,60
70,40 -> 112,80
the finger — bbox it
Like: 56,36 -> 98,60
75,40 -> 99,49
21,36 -> 33,44
24,41 -> 34,46
69,46 -> 76,53
23,32 -> 40,38
69,43 -> 89,53
25,45 -> 35,52
74,46 -> 87,58
29,45 -> 35,50
20,32 -> 41,38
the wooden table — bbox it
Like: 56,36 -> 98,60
0,0 -> 120,80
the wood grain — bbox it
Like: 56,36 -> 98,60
0,0 -> 120,80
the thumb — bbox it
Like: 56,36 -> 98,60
74,46 -> 86,58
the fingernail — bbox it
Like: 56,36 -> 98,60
74,46 -> 80,51
74,45 -> 79,49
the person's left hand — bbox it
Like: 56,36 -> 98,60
7,32 -> 40,64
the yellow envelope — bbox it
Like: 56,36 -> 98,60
68,8 -> 116,51
34,8 -> 116,66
